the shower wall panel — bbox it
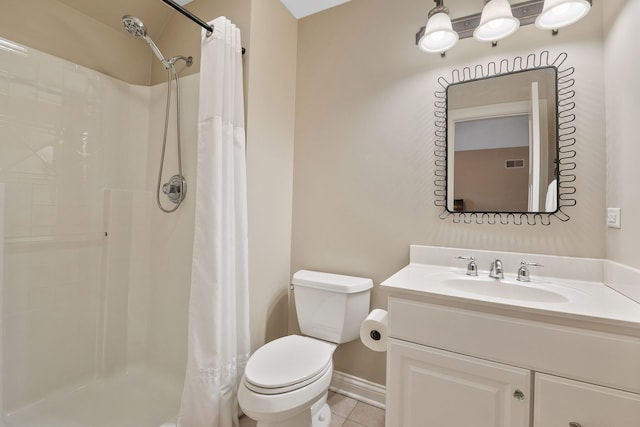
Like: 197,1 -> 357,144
0,39 -> 151,413
144,76 -> 198,378
101,189 -> 152,375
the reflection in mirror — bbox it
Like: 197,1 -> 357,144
433,51 -> 577,225
447,68 -> 558,213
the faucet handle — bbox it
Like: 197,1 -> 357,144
517,261 -> 543,282
457,256 -> 478,276
520,260 -> 543,267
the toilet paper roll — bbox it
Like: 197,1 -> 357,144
360,309 -> 388,352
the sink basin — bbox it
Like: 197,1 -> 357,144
441,277 -> 570,303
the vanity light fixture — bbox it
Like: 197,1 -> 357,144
418,0 -> 459,56
415,0 -> 593,54
474,0 -> 520,44
535,0 -> 592,30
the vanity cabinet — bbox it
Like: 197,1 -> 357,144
534,374 -> 640,426
387,339 -> 530,427
385,297 -> 640,426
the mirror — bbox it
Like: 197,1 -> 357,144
446,67 -> 558,213
433,52 -> 577,225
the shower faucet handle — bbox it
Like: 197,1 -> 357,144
162,182 -> 180,195
457,256 -> 478,276
162,174 -> 188,204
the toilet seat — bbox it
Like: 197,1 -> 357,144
244,335 -> 333,395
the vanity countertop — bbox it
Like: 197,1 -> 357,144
381,245 -> 640,336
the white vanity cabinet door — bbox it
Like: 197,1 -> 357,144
387,338 -> 531,427
534,374 -> 640,426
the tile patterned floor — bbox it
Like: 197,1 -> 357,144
239,391 -> 385,427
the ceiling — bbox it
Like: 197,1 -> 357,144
279,0 -> 352,19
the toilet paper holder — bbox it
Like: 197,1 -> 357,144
370,330 -> 382,341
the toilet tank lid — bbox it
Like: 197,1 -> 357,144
292,270 -> 373,293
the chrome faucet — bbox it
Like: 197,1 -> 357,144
489,259 -> 504,279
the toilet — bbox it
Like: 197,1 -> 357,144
238,270 -> 373,427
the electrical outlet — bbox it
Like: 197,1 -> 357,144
607,207 -> 621,228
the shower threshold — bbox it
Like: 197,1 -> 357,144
3,366 -> 182,427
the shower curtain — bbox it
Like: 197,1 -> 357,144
177,17 -> 250,427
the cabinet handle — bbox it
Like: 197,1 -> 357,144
513,389 -> 525,400
569,423 -> 582,427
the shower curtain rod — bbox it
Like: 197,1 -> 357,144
160,0 -> 246,54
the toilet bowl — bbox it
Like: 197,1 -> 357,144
238,335 -> 335,427
238,270 -> 373,427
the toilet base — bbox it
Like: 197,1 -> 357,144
312,402 -> 331,427
254,393 -> 331,427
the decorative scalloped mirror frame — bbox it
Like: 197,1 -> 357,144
434,51 -> 577,225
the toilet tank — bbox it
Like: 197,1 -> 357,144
292,270 -> 373,344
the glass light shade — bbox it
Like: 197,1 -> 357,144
473,0 -> 520,42
419,12 -> 459,53
535,0 -> 591,30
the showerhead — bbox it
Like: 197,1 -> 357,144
122,15 -> 147,38
122,15 -> 172,71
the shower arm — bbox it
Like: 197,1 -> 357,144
160,0 -> 246,54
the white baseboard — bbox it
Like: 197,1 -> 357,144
330,370 -> 386,409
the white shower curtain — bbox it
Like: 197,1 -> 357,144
177,17 -> 250,427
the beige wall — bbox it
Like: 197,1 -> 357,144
604,0 -> 640,270
245,0 -> 298,351
291,0 -> 606,386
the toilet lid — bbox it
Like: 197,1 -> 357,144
244,335 -> 333,394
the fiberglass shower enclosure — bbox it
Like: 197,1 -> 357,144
0,34 -> 196,426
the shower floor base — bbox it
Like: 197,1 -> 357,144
2,366 -> 183,427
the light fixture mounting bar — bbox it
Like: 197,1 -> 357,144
416,0 -> 545,45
